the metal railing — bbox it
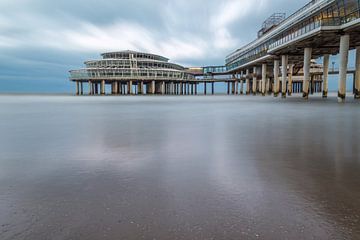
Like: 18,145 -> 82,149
69,69 -> 196,81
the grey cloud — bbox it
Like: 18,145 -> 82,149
0,0 -> 310,92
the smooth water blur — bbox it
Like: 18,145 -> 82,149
0,94 -> 359,240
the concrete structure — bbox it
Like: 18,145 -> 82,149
70,0 -> 360,101
70,51 -> 196,95
224,0 -> 360,102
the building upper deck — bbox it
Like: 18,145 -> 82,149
225,0 -> 360,72
101,50 -> 169,62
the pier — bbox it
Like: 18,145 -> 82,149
223,0 -> 360,102
70,0 -> 360,102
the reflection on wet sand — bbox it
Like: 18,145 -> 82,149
0,95 -> 359,239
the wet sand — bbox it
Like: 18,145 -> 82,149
0,94 -> 359,239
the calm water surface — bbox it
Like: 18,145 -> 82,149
0,94 -> 359,240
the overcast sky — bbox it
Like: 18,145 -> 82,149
1,0 -> 349,93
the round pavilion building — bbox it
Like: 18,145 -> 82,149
69,50 -> 197,95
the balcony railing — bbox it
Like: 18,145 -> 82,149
69,69 -> 196,81
226,9 -> 360,72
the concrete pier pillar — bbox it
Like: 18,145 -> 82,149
88,81 -> 92,95
179,82 -> 183,95
212,82 -> 214,95
151,81 -> 155,94
128,81 -> 133,95
261,64 -> 267,96
252,67 -> 257,95
322,54 -> 330,98
232,81 -> 236,95
274,60 -> 280,97
101,80 -> 105,95
194,83 -> 197,95
114,81 -> 118,95
161,81 -> 165,95
227,82 -> 230,95
246,69 -> 250,95
137,82 -> 142,95
303,48 -> 312,99
338,35 -> 350,102
281,55 -> 288,98
240,71 -> 244,94
288,64 -> 294,96
171,83 -> 174,94
235,80 -> 239,95
354,47 -> 360,99
204,82 -> 207,95
80,82 -> 83,95
76,81 -> 79,95
120,83 -> 123,95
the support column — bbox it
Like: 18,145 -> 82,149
212,82 -> 214,95
252,67 -> 257,95
204,82 -> 207,95
76,81 -> 79,95
151,81 -> 155,94
281,55 -> 288,98
80,82 -> 83,95
114,81 -> 118,95
93,84 -> 97,95
180,82 -> 183,95
322,54 -> 330,98
227,82 -> 230,95
240,71 -> 244,94
303,47 -> 312,99
355,47 -> 360,99
162,81 -> 165,95
288,64 -> 294,96
101,80 -> 105,95
235,80 -> 239,95
137,82 -> 142,95
274,60 -> 280,97
338,35 -> 350,102
128,81 -> 133,95
111,82 -> 115,94
120,83 -> 123,95
88,81 -> 92,95
170,82 -> 173,94
246,69 -> 250,95
231,74 -> 236,94
195,83 -> 198,95
261,64 -> 267,96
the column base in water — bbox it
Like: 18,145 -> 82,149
274,92 -> 279,97
303,92 -> 309,100
281,92 -> 286,98
338,92 -> 346,103
355,89 -> 360,99
322,91 -> 328,98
